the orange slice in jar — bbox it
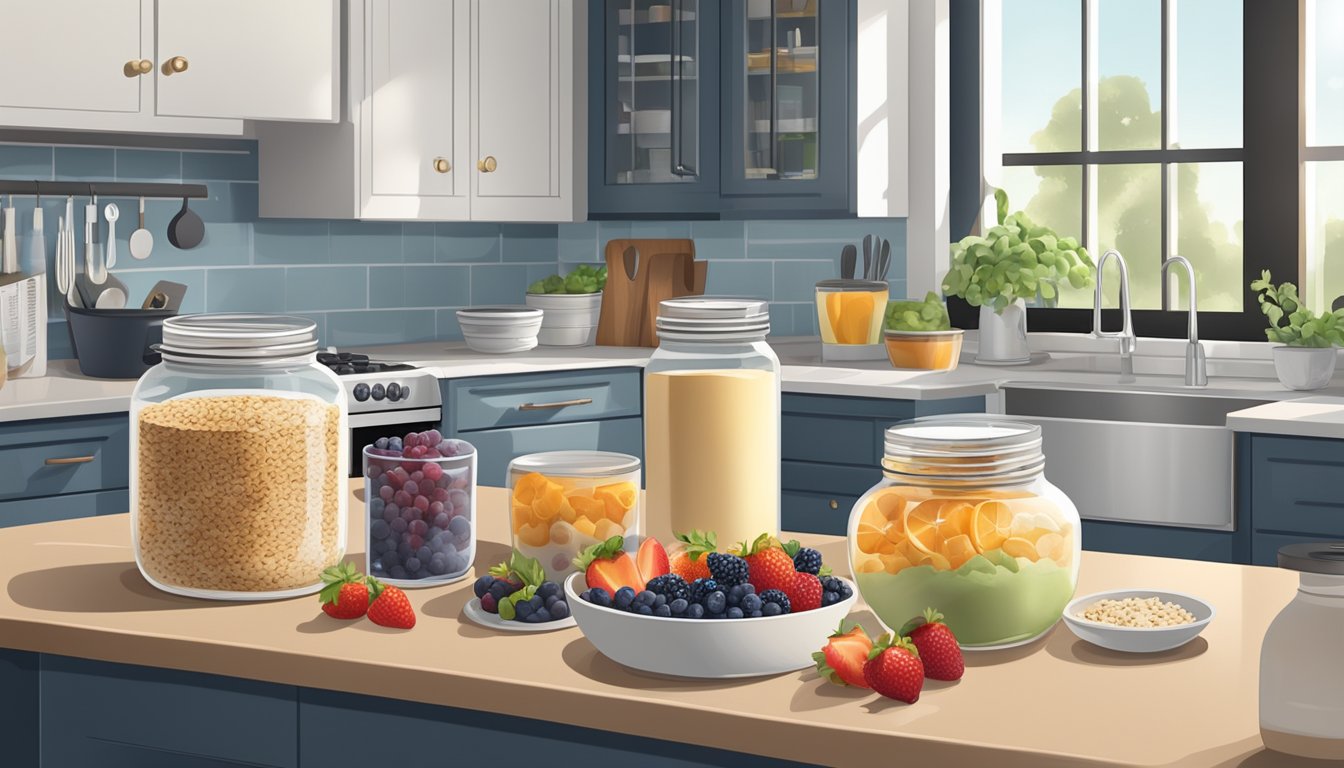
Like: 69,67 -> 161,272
595,482 -> 637,523
939,500 -> 976,539
859,499 -> 886,530
1001,536 -> 1039,561
856,523 -> 887,554
1033,532 -> 1067,563
879,552 -> 912,574
875,490 -> 908,522
532,485 -> 570,522
903,499 -> 947,556
971,500 -> 1013,553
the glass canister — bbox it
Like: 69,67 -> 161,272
644,297 -> 780,545
507,451 -> 641,582
364,436 -> 476,587
130,314 -> 348,600
1260,542 -> 1344,760
847,415 -> 1080,649
815,279 -> 888,346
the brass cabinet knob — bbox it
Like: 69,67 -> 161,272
124,59 -> 153,77
477,156 -> 497,173
829,499 -> 839,510
161,56 -> 189,76
432,157 -> 451,174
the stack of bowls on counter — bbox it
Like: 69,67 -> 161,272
456,307 -> 543,353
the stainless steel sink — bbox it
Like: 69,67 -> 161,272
1002,387 -> 1268,530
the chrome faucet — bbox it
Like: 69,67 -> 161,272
1093,249 -> 1136,380
1161,255 -> 1208,387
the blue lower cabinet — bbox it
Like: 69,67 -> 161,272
782,490 -> 857,536
0,414 -> 129,503
0,488 -> 128,528
40,655 -> 298,768
0,649 -> 38,767
299,688 -> 818,768
1244,433 -> 1344,566
459,417 -> 644,487
1081,520 -> 1242,564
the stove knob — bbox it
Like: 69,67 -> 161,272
353,383 -> 370,402
400,383 -> 411,399
386,382 -> 402,402
335,364 -> 357,375
371,383 -> 386,401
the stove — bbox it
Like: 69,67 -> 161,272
318,351 -> 444,475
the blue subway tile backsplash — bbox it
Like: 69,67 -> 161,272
7,136 -> 906,360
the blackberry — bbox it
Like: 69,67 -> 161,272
688,578 -> 721,604
792,547 -> 823,575
645,574 -> 691,602
759,589 -> 792,614
706,553 -> 749,586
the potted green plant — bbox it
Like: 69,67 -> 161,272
525,265 -> 607,347
1251,271 -> 1344,390
942,189 -> 1095,364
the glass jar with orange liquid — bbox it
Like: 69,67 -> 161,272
847,415 -> 1080,649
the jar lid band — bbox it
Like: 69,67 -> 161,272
882,415 -> 1046,484
655,296 -> 770,341
160,314 -> 319,363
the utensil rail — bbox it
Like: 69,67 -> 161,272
0,181 -> 208,200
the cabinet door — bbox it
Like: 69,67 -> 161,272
360,0 -> 471,220
155,0 -> 338,122
0,0 -> 145,114
471,0 -> 584,221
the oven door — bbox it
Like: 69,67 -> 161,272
348,408 -> 443,477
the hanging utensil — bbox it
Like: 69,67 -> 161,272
103,203 -> 120,269
85,196 -> 107,285
129,196 -> 153,260
55,215 -> 67,295
862,234 -> 872,281
840,244 -> 856,280
2,195 -> 17,274
63,197 -> 76,301
879,238 -> 892,281
167,196 -> 204,250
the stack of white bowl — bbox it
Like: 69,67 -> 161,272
456,307 -> 543,353
524,292 -> 602,346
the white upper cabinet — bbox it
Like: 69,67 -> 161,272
0,0 -> 144,114
155,0 -> 339,122
258,0 -> 586,222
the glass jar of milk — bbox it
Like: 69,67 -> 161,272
644,298 -> 781,546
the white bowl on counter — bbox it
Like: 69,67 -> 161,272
524,292 -> 602,347
1062,589 -> 1214,653
456,306 -> 543,354
565,573 -> 858,678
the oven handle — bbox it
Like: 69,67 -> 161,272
349,408 -> 443,429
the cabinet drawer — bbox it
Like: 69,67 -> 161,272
41,655 -> 298,768
782,490 -> 857,536
782,415 -> 876,465
1250,435 -> 1344,537
460,417 -> 643,487
448,369 -> 641,433
1252,532 -> 1331,567
780,460 -> 879,498
1081,520 -> 1238,564
0,414 -> 129,502
0,488 -> 127,528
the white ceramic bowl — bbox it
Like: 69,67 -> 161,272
525,293 -> 601,347
565,573 -> 858,678
457,306 -> 542,354
1062,589 -> 1214,653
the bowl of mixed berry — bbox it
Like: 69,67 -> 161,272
567,531 -> 858,678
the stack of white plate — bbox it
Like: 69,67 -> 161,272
456,307 -> 543,353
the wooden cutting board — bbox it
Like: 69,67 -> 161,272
596,239 -> 706,347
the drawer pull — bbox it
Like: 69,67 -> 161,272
517,397 -> 593,411
45,456 -> 95,466
829,499 -> 839,510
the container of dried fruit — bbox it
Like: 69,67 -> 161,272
507,451 -> 641,583
815,279 -> 889,362
847,415 -> 1080,649
130,314 -> 348,600
364,435 -> 476,587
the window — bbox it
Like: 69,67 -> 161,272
1307,0 -> 1344,312
971,0 -> 1301,340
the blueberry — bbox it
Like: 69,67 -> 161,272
449,517 -> 471,537
380,552 -> 400,571
405,557 -> 421,573
396,541 -> 412,559
428,555 -> 448,575
614,587 -> 636,610
389,565 -> 407,579
741,583 -> 755,595
545,594 -> 561,609
537,581 -> 561,600
727,584 -> 747,607
762,602 -> 782,617
388,437 -> 403,453
370,519 -> 391,540
727,607 -> 744,620
635,590 -> 657,607
653,593 -> 667,609
416,546 -> 432,563
654,604 -> 672,618
369,498 -> 385,516
515,599 -> 535,619
749,610 -> 763,618
704,590 -> 727,615
589,588 -> 613,608
375,437 -> 390,449
687,603 -> 705,619
669,598 -> 688,616
488,582 -> 512,601
635,604 -> 654,616
741,594 -> 762,613
528,596 -> 546,613
524,611 -> 548,623
822,591 -> 839,606
548,601 -> 570,620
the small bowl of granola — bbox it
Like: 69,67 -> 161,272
1062,589 -> 1214,653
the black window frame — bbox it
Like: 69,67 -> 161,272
951,0 -> 1301,342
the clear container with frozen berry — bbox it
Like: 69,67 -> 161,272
507,451 -> 642,583
364,430 -> 477,587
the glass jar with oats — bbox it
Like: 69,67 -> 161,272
130,314 -> 348,600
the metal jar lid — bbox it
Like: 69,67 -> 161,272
655,297 -> 770,341
1277,542 -> 1344,575
159,314 -> 319,364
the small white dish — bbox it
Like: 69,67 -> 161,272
462,597 -> 577,633
1063,589 -> 1214,653
565,573 -> 858,678
458,306 -> 542,354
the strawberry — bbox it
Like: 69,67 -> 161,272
863,633 -> 924,703
900,608 -> 965,681
635,536 -> 670,582
318,562 -> 369,620
785,571 -> 824,612
365,577 -> 416,629
573,536 -> 645,595
737,533 -> 796,594
669,530 -> 716,582
812,622 -> 873,688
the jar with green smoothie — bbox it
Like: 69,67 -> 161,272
847,415 -> 1080,649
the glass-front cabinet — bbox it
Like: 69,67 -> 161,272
589,0 -> 852,218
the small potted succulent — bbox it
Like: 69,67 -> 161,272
525,265 -> 607,347
1252,270 -> 1344,391
942,189 -> 1095,364
881,292 -> 963,371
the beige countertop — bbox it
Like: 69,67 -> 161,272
0,481 -> 1308,767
